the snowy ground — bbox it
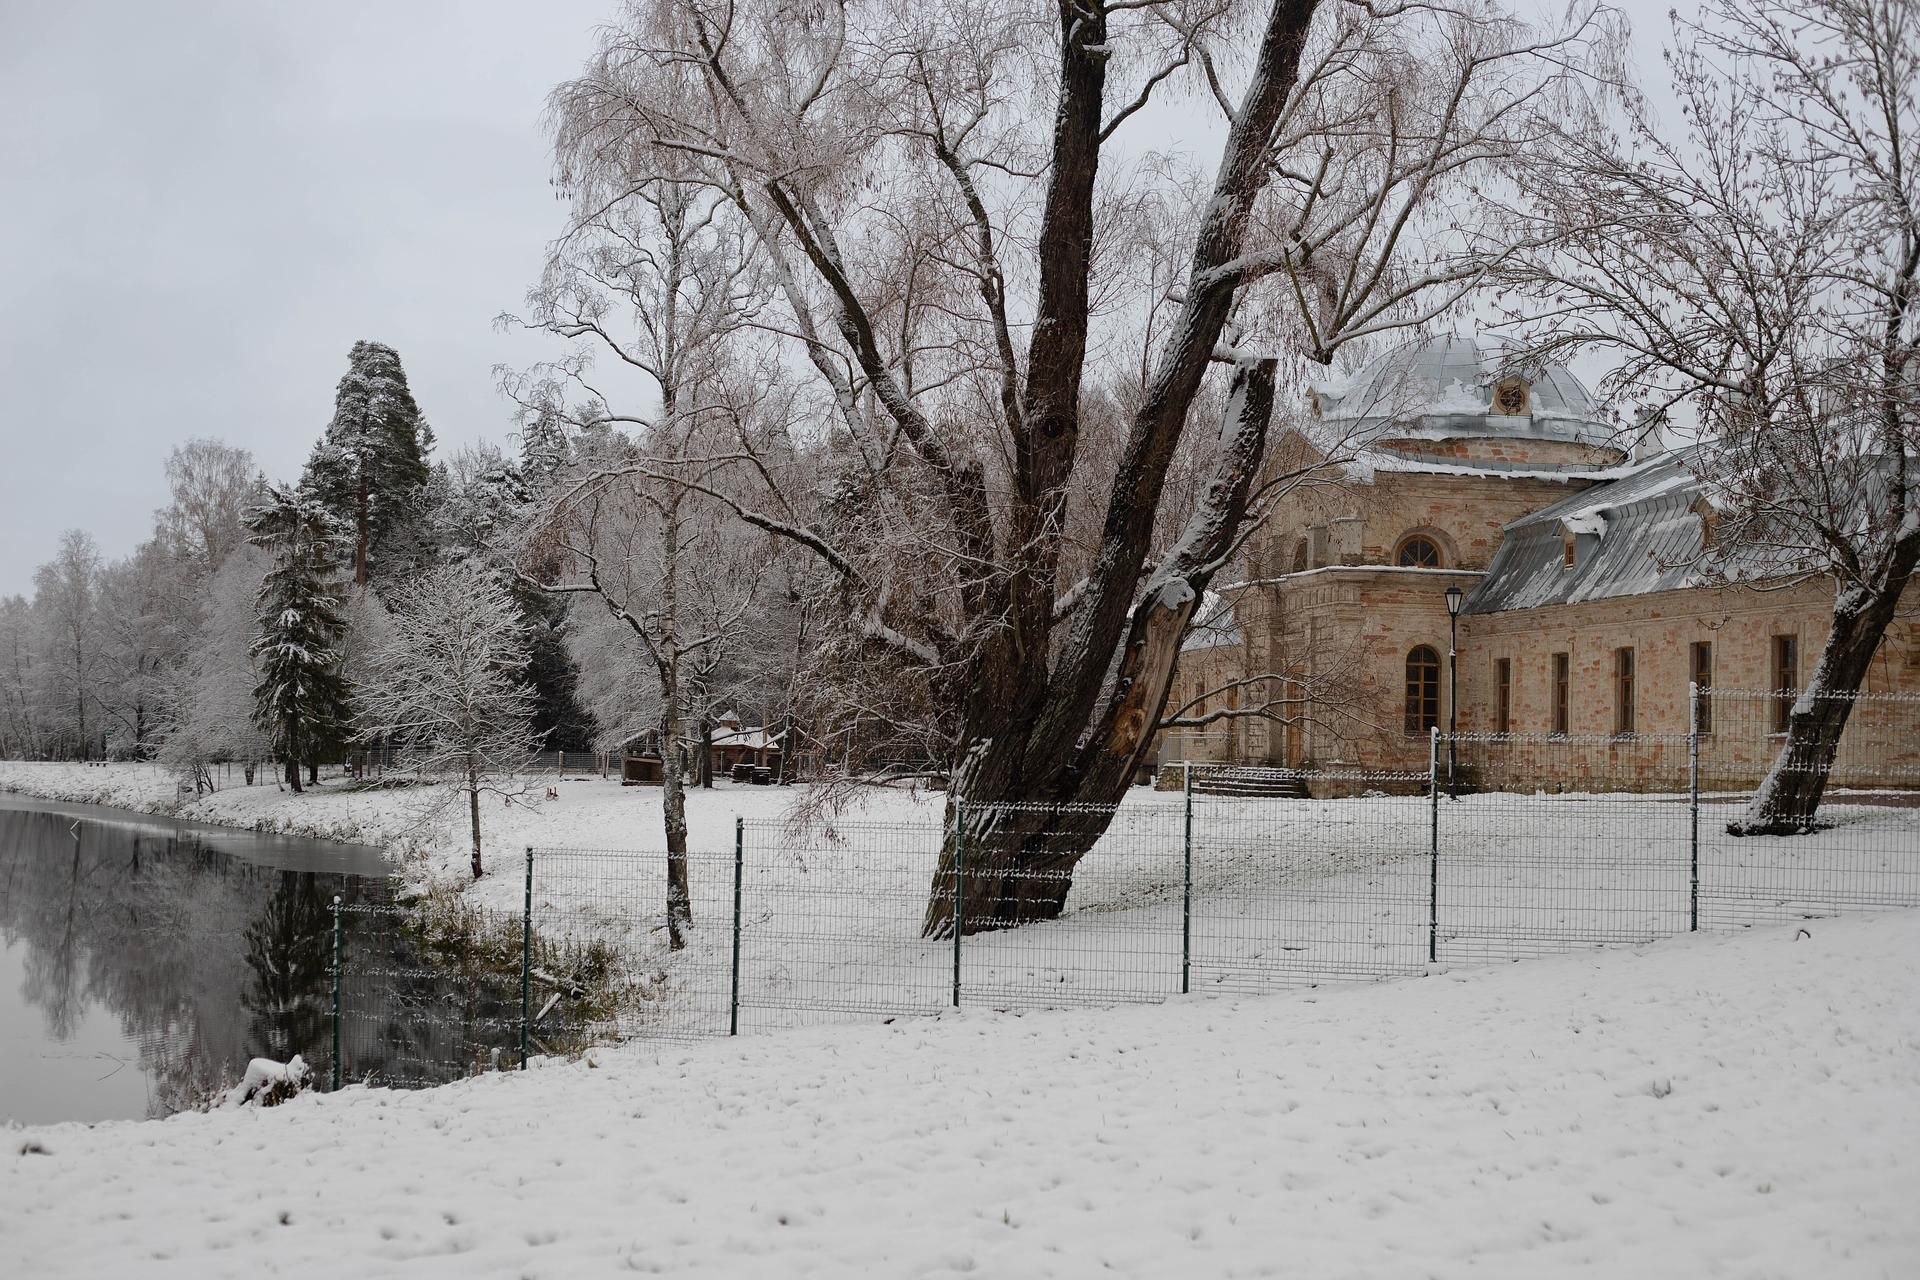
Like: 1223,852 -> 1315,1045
7,911 -> 1917,1278
4,761 -> 1916,1048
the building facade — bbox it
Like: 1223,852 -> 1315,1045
1162,333 -> 1920,790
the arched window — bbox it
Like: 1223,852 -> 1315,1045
1405,645 -> 1441,734
1395,535 -> 1444,568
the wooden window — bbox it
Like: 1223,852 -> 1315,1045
1614,647 -> 1636,735
1493,376 -> 1531,415
1771,634 -> 1798,732
1495,658 -> 1512,734
1691,641 -> 1713,734
1561,537 -> 1577,571
1395,535 -> 1444,568
1551,652 -> 1570,735
1405,645 -> 1441,734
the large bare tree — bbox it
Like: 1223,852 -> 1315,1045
1499,0 -> 1918,833
546,0 -> 1609,932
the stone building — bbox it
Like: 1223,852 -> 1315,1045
1161,333 -> 1920,790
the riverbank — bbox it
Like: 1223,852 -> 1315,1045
0,760 -> 942,907
8,909 -> 1916,1277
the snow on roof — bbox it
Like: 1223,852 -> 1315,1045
1466,450 -> 1726,611
1181,591 -> 1242,652
1311,332 -> 1616,457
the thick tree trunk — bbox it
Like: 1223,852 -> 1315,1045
924,358 -> 1278,936
286,757 -> 302,793
661,706 -> 692,950
1732,564 -> 1916,835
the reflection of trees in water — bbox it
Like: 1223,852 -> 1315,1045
1,808 -> 526,1117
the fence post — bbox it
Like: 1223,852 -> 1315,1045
1688,681 -> 1700,933
1428,726 -> 1440,964
330,895 -> 342,1092
520,846 -> 533,1070
1181,762 -> 1193,995
952,807 -> 965,1008
730,815 -> 744,1036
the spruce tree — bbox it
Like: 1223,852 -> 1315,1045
304,340 -> 433,586
246,484 -> 351,792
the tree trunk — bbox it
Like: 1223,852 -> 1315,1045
286,757 -> 302,794
660,706 -> 692,950
467,756 -> 484,879
923,358 -> 1278,936
1732,566 -> 1915,835
307,760 -> 318,786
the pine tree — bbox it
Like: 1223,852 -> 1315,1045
304,341 -> 433,586
246,484 -> 351,793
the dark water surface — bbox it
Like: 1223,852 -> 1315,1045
0,796 -> 483,1124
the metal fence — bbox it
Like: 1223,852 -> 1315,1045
319,687 -> 1920,1090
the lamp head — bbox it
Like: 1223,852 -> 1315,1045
1444,584 -> 1464,616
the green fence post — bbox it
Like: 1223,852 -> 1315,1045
1181,762 -> 1193,995
521,846 -> 533,1070
952,808 -> 965,1008
1428,726 -> 1440,965
330,894 -> 342,1092
730,816 -> 744,1036
1688,681 -> 1701,932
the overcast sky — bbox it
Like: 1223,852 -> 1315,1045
0,0 -> 606,596
0,0 -> 1675,599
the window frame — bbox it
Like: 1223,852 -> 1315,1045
1690,640 -> 1713,735
1551,652 -> 1571,736
1614,646 -> 1636,736
1495,657 -> 1512,734
1405,645 -> 1442,736
1393,534 -> 1445,569
1771,634 -> 1799,733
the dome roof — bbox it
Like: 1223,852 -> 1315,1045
1311,333 -> 1615,456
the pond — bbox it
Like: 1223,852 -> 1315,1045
0,795 -> 523,1124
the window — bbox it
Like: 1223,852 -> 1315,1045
1395,535 -> 1444,568
1691,641 -> 1713,734
1492,376 -> 1531,415
1771,634 -> 1798,732
1495,658 -> 1512,734
1561,537 -> 1577,571
1551,652 -> 1570,735
1614,647 -> 1636,735
1405,645 -> 1441,734
1290,539 -> 1309,573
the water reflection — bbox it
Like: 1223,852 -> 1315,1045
0,799 -> 520,1123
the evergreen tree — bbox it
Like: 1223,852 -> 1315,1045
304,341 -> 433,586
246,485 -> 351,793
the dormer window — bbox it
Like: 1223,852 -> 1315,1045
1561,535 -> 1577,570
1693,496 -> 1720,549
1492,376 -> 1530,416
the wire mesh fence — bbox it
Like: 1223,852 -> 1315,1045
321,688 -> 1919,1092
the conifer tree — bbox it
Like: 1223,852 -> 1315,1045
305,341 -> 433,586
246,484 -> 351,793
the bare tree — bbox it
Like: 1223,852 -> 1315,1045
1499,0 -> 1918,833
157,439 -> 260,579
509,165 -> 770,948
546,0 -> 1610,932
355,563 -> 543,880
32,530 -> 102,760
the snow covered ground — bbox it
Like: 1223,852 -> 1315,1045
7,911 -> 1916,1278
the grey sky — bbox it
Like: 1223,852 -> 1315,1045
0,0 -> 604,596
0,0 -> 1678,599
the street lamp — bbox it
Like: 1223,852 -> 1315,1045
1444,584 -> 1465,798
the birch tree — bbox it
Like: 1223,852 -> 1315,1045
1499,0 -> 1918,833
355,563 -> 541,880
544,0 -> 1610,933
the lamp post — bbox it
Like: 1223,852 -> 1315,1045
1444,584 -> 1464,798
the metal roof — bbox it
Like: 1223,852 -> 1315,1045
1313,333 -> 1616,453
1465,452 -> 1710,612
